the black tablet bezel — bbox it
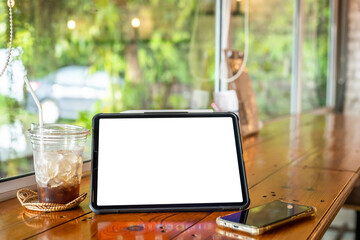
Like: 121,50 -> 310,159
90,112 -> 250,214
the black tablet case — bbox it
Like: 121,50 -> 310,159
90,112 -> 250,214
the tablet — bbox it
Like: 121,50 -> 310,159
90,112 -> 250,213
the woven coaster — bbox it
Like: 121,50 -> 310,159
17,188 -> 87,212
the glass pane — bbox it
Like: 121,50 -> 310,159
302,0 -> 329,111
0,0 -> 216,180
230,0 -> 294,120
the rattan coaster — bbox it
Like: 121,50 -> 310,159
17,188 -> 87,212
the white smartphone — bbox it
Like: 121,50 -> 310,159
216,200 -> 316,235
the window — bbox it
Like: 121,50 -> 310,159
0,0 -> 216,180
230,0 -> 294,120
0,0 -> 336,183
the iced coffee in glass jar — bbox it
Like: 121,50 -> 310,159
28,124 -> 89,204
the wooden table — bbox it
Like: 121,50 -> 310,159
1,111 -> 360,239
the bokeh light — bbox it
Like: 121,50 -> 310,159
67,20 -> 76,30
131,18 -> 141,28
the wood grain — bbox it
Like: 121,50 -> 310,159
0,174 -> 92,240
173,167 -> 358,240
1,111 -> 360,240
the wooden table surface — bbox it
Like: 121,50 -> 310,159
1,111 -> 360,240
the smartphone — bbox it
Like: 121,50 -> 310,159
216,200 -> 316,235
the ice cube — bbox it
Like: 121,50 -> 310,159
58,158 -> 72,174
63,150 -> 79,164
34,150 -> 62,186
54,151 -> 80,184
43,151 -> 64,162
77,160 -> 83,177
47,177 -> 62,188
35,150 -> 83,187
47,158 -> 59,179
36,175 -> 47,187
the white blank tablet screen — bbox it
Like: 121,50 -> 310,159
97,117 -> 243,206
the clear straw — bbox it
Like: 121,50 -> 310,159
24,75 -> 44,157
24,76 -> 43,126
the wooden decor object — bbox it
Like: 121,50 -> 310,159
225,49 -> 261,136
